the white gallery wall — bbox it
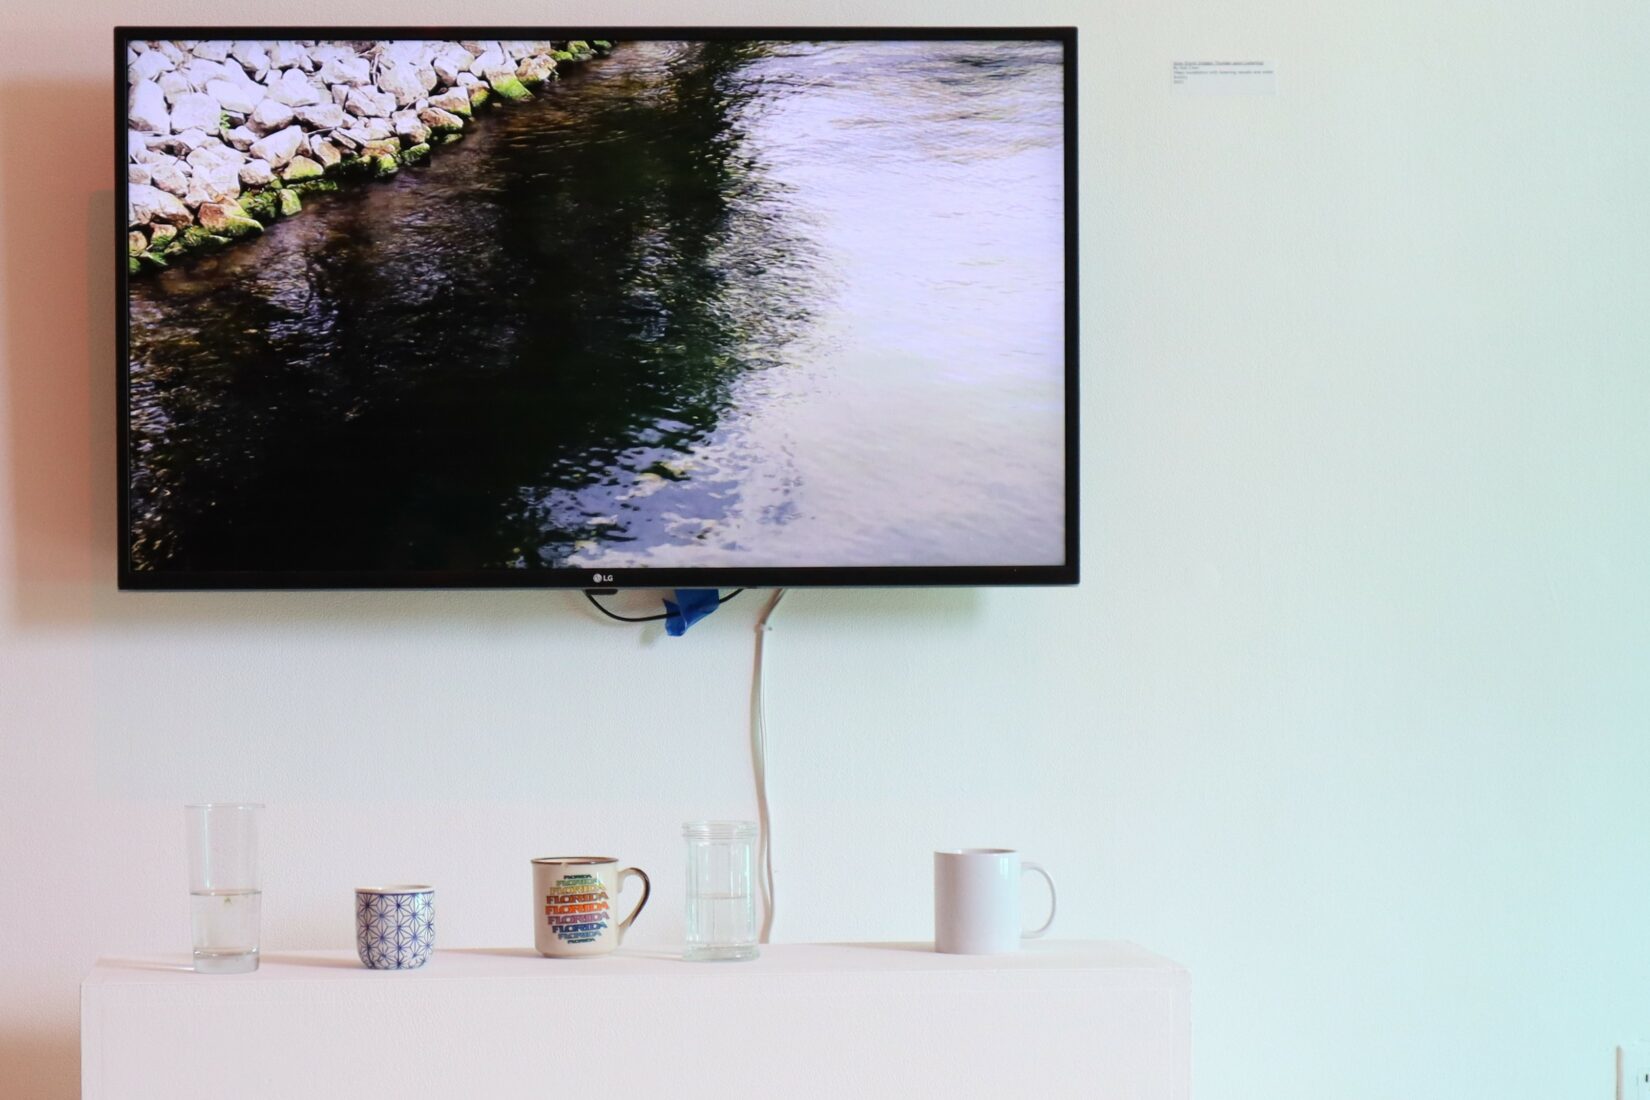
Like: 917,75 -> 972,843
3,0 -> 1647,1097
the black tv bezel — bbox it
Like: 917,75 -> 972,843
116,25 -> 1079,591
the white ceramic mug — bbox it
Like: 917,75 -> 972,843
531,856 -> 650,958
934,848 -> 1057,954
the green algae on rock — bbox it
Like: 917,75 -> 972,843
516,54 -> 556,85
177,226 -> 232,251
429,88 -> 473,119
240,190 -> 279,223
280,155 -> 325,184
197,201 -> 263,240
487,72 -> 533,102
419,107 -> 466,136
332,156 -> 374,180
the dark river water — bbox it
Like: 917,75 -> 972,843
128,40 -> 1067,576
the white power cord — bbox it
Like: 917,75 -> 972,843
751,588 -> 787,943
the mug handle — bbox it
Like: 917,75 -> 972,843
615,866 -> 651,942
1021,861 -> 1057,939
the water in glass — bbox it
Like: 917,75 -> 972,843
190,888 -> 261,973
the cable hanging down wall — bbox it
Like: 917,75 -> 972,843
750,589 -> 787,943
581,586 -> 786,942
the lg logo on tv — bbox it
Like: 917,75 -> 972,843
592,573 -> 613,584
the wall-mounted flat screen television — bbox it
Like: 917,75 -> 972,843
119,27 -> 1077,589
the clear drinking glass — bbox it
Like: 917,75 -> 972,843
185,803 -> 263,974
683,820 -> 758,961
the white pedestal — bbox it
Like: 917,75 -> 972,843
82,941 -> 1190,1099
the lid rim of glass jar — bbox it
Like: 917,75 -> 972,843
683,820 -> 758,839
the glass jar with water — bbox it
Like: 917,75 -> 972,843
683,820 -> 758,961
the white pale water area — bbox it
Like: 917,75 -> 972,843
562,40 -> 1068,569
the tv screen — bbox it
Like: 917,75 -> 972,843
118,27 -> 1077,589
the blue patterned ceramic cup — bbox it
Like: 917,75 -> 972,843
355,885 -> 435,969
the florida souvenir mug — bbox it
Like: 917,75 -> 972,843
532,857 -> 651,957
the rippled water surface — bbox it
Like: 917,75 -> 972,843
128,40 -> 1068,575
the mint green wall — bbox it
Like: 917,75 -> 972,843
1,1 -> 1646,1097
1091,4 -> 1650,1093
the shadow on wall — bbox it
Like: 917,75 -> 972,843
0,79 -> 985,635
0,79 -> 107,629
0,1025 -> 79,1100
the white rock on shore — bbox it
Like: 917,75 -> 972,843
231,41 -> 271,74
307,137 -> 342,169
295,102 -> 345,129
187,142 -> 243,173
432,48 -> 474,85
129,80 -> 170,134
169,128 -> 211,153
129,50 -> 174,84
267,68 -> 325,107
184,145 -> 244,206
420,107 -> 465,132
184,174 -> 238,210
240,158 -> 274,187
129,183 -> 193,228
392,110 -> 430,145
267,41 -> 309,71
159,70 -> 191,104
169,92 -> 220,134
249,98 -> 295,135
249,124 -> 305,168
180,58 -> 230,92
318,55 -> 371,86
345,85 -> 396,119
517,55 -> 555,84
207,78 -> 259,114
150,159 -> 189,195
429,87 -> 471,117
378,60 -> 428,107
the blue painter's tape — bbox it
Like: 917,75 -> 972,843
664,589 -> 722,636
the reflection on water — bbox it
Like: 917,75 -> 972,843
128,40 -> 1067,574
